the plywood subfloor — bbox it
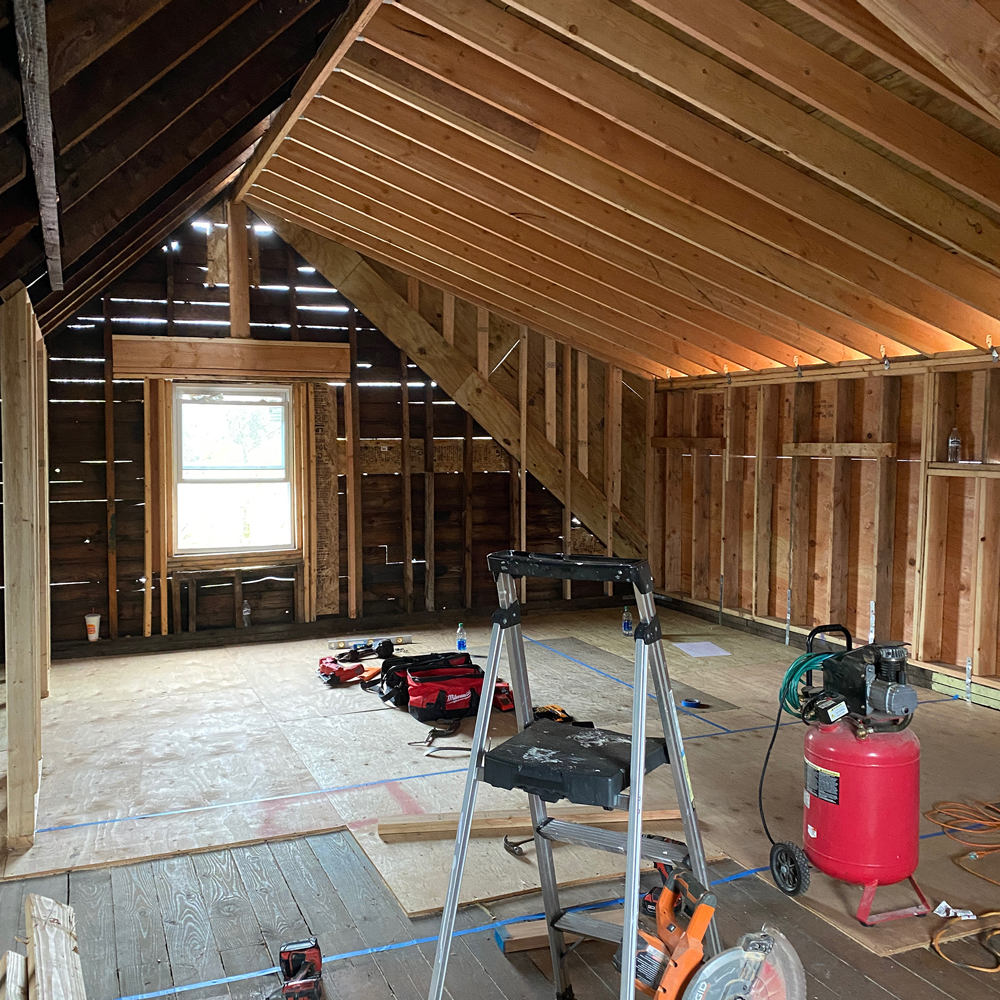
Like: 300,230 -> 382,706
2,833 -> 996,1000
3,606 -> 999,963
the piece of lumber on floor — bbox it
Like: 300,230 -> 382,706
378,807 -> 682,842
495,907 -> 624,954
1,953 -> 28,1000
25,896 -> 87,1000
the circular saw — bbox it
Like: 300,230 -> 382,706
620,865 -> 806,1000
680,926 -> 805,1000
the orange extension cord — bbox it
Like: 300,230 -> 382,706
924,800 -> 1000,973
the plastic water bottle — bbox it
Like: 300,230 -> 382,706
242,600 -> 251,628
456,623 -> 467,652
622,607 -> 633,638
948,427 -> 961,463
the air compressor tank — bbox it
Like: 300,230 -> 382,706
803,720 -> 924,922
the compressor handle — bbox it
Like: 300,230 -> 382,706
806,624 -> 852,654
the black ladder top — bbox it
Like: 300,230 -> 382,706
487,550 -> 655,593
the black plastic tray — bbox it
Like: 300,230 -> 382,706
482,719 -> 668,809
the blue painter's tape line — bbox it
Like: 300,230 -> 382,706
36,768 -> 466,835
710,865 -> 770,884
523,634 -> 732,735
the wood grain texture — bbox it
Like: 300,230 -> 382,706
69,869 -> 118,1000
1,952 -> 27,1000
24,896 -> 87,1000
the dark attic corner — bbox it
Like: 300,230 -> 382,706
2,2 -> 1000,1000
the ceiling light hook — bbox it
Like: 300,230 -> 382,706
880,344 -> 890,371
989,335 -> 999,363
793,355 -> 802,378
724,364 -> 732,387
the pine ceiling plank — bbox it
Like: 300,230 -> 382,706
249,187 -> 699,377
284,105 -> 861,365
783,0 -> 1000,127
231,0 -> 382,202
250,206 -> 650,555
314,72 -> 905,360
278,128 -> 813,368
396,0 -> 1000,336
334,60 -> 944,357
635,0 -> 1000,215
365,9 -> 983,354
253,172 -> 724,374
855,0 -> 1000,124
494,0 -> 1000,272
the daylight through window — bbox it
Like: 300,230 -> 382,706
173,384 -> 294,554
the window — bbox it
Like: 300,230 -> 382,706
173,384 -> 295,554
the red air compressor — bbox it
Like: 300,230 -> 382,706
760,625 -> 931,926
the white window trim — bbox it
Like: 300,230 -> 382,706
171,381 -> 300,558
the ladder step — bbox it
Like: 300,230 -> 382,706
554,911 -> 624,945
482,719 -> 668,809
537,819 -> 688,865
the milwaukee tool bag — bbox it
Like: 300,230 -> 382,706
362,651 -> 485,723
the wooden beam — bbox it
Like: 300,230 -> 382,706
424,363 -> 436,614
856,0 -> 1000,123
1,951 -> 27,1000
264,216 -> 646,556
753,385 -> 780,618
982,368 -> 1000,463
400,349 -> 414,614
13,0 -> 62,289
112,335 -> 351,379
143,378 -> 153,638
545,337 -> 557,445
644,377 -> 656,575
871,377 -> 901,641
25,895 -> 87,1000
443,290 -> 456,346
827,379 -> 855,626
721,387 -> 746,609
652,436 -> 725,452
346,308 -> 363,619
640,0 -> 1000,217
341,43 -> 948,359
254,168 -> 711,376
390,0 -> 1000,333
103,299 -> 118,640
156,380 -> 170,634
476,306 -> 490,377
563,342 -> 573,600
784,0 -> 1000,127
284,110 -> 853,367
789,382 -> 815,625
663,392 -> 685,592
492,0 -> 1000,271
232,0 -> 383,201
690,394 -> 713,601
463,408 -> 474,608
576,351 -> 589,477
378,807 -> 683,842
226,199 -> 251,338
2,284 -> 42,850
605,363 -> 622,594
972,477 -> 1000,676
519,326 -> 529,602
35,330 -> 49,700
782,441 -> 897,458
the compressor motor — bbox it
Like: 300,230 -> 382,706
760,625 -> 931,927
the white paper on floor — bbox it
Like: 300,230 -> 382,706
672,641 -> 731,658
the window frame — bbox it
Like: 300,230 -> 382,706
170,381 -> 300,559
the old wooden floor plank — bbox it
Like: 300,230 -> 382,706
230,844 -> 309,956
69,868 -> 119,1000
111,863 -> 173,997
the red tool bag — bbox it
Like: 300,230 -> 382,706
362,652 -> 486,723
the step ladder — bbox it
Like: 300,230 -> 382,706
427,551 -> 720,1000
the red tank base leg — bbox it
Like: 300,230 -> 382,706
855,877 -> 931,927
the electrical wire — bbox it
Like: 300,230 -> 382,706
932,913 -> 1000,973
758,652 -> 834,846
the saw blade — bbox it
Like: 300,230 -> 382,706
680,926 -> 805,1000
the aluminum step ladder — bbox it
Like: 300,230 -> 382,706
427,551 -> 720,1000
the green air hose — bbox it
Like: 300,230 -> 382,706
759,651 -> 835,845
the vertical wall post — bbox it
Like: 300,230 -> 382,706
400,349 -> 413,614
721,387 -> 746,610
227,199 -> 251,338
663,392 -> 684,593
2,284 -> 45,850
103,297 -> 118,639
826,380 -> 855,626
753,385 -> 780,618
690,394 -> 712,601
871,377 -> 900,641
563,343 -> 573,600
604,365 -> 622,596
346,308 -> 364,618
142,378 -> 153,637
518,326 -> 529,603
576,350 -> 589,477
789,382 -> 815,625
